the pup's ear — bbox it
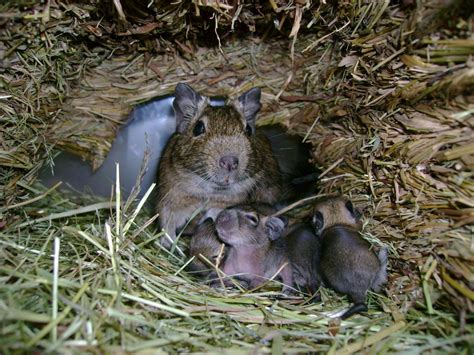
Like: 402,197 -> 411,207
173,83 -> 208,133
234,87 -> 261,133
312,211 -> 324,236
264,216 -> 287,241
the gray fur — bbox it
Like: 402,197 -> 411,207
285,223 -> 322,296
372,247 -> 388,292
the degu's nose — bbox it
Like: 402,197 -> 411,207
219,155 -> 239,172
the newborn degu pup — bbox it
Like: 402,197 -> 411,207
188,217 -> 225,277
312,196 -> 388,319
212,204 -> 294,291
284,223 -> 322,297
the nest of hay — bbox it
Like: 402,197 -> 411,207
1,0 -> 473,352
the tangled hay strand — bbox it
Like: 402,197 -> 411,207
0,0 -> 473,352
103,0 -> 323,43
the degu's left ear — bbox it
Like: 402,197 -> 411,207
234,87 -> 261,132
264,215 -> 287,241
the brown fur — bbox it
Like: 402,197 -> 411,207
312,197 -> 362,231
212,204 -> 293,291
157,84 -> 282,246
188,218 -> 225,277
312,196 -> 388,319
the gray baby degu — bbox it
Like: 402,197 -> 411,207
156,83 -> 283,247
312,197 -> 388,319
212,203 -> 293,291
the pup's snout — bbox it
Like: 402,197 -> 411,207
219,155 -> 239,172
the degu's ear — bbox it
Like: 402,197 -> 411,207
345,200 -> 362,220
173,83 -> 208,133
234,87 -> 261,132
312,211 -> 324,235
264,215 -> 287,241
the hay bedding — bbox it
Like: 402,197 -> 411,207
0,0 -> 473,352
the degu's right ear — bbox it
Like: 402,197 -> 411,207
312,211 -> 324,236
173,83 -> 208,133
234,87 -> 261,134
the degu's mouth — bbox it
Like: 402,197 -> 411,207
211,176 -> 235,188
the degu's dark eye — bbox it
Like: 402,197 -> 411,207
312,211 -> 324,232
245,124 -> 253,136
193,120 -> 205,137
245,213 -> 259,226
